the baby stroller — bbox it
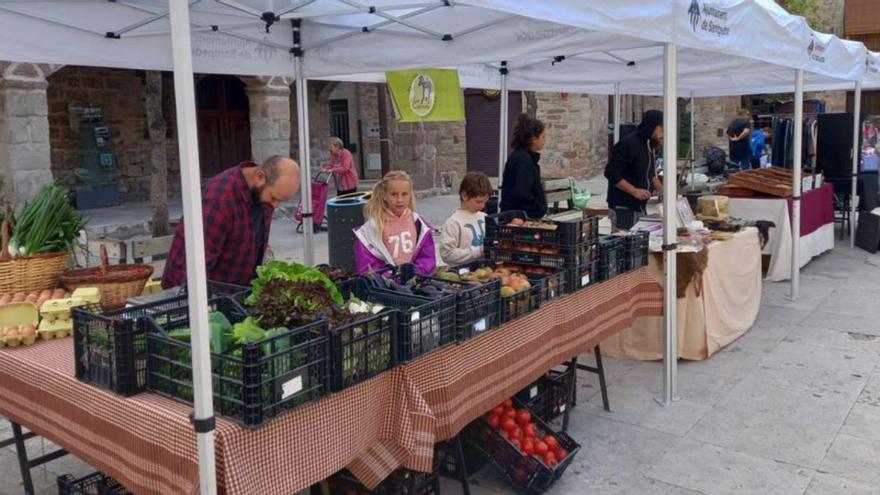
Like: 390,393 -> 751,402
295,170 -> 332,233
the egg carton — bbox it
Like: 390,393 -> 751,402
38,318 -> 73,339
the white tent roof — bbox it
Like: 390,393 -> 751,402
0,0 -> 873,94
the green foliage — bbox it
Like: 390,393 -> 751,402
247,261 -> 343,306
777,0 -> 829,31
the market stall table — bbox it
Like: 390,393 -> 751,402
0,269 -> 661,495
728,182 -> 834,281
602,228 -> 762,360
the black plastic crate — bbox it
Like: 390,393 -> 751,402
486,246 -> 589,272
72,282 -> 251,396
422,275 -> 501,342
622,231 -> 650,271
564,257 -> 599,293
145,296 -> 330,428
597,235 -> 626,282
515,368 -> 576,424
436,439 -> 488,479
326,465 -> 440,494
340,278 -> 456,362
58,472 -> 131,495
485,210 -> 598,248
329,308 -> 399,392
462,400 -> 581,495
451,261 -> 561,323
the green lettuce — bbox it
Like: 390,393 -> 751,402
247,261 -> 343,306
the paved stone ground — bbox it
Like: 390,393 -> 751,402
4,185 -> 880,494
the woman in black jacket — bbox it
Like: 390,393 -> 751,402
500,114 -> 547,218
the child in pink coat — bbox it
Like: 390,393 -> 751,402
354,171 -> 436,276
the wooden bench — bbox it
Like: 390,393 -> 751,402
131,235 -> 173,278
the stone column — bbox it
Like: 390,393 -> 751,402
245,76 -> 292,164
0,62 -> 57,210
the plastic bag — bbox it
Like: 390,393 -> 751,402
571,183 -> 591,210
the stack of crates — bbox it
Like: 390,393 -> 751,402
484,209 -> 599,295
622,231 -> 650,271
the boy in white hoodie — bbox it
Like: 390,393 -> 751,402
441,172 -> 492,266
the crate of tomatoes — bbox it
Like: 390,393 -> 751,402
463,397 -> 580,494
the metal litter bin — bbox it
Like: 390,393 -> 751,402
327,192 -> 371,271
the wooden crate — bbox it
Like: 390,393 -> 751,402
728,167 -> 796,198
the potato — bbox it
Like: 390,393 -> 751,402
4,326 -> 19,338
0,294 -> 11,305
25,292 -> 38,304
12,292 -> 25,303
53,288 -> 67,299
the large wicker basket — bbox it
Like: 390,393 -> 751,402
60,245 -> 153,310
0,220 -> 70,294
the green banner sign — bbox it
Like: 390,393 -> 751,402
385,68 -> 465,122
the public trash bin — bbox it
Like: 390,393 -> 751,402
327,192 -> 371,271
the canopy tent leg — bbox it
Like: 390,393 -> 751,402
851,81 -> 862,247
497,61 -> 509,198
791,69 -> 804,301
293,20 -> 315,265
613,82 -> 621,144
167,2 -> 217,494
658,42 -> 679,406
690,92 -> 696,192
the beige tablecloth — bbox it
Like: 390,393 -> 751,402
602,228 -> 762,360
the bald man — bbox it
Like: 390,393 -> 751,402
161,156 -> 301,289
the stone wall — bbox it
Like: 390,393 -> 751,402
356,83 -> 382,180
382,82 -> 467,192
693,96 -> 743,153
46,66 -> 181,201
535,92 -> 609,180
0,62 -> 58,210
805,90 -> 847,113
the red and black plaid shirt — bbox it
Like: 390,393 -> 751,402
161,163 -> 273,289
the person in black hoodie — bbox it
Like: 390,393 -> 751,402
604,110 -> 664,228
500,114 -> 547,218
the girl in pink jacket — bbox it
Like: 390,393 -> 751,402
322,136 -> 359,196
354,171 -> 436,276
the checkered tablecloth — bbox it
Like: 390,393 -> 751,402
0,268 -> 661,495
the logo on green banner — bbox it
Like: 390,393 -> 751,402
386,68 -> 464,122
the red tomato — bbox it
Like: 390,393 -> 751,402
555,448 -> 568,461
511,427 -> 523,441
504,408 -> 517,419
502,418 -> 517,432
544,435 -> 559,450
492,405 -> 504,416
503,399 -> 513,408
523,423 -> 538,438
500,429 -> 511,440
534,441 -> 549,456
516,410 -> 531,425
487,415 -> 500,429
522,439 -> 535,455
510,437 -> 522,450
544,452 -> 558,468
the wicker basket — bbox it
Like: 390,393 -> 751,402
60,245 -> 153,310
0,220 -> 70,294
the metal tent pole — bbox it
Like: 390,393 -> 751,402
658,42 -> 679,406
167,2 -> 217,493
791,69 -> 804,301
497,61 -> 509,199
292,19 -> 314,265
851,81 -> 862,247
690,92 -> 695,191
613,82 -> 621,143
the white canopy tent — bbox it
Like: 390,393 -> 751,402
0,1 -> 874,493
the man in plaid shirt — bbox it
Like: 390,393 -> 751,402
161,155 -> 300,289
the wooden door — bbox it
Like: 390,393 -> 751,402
464,89 -> 522,178
196,76 -> 252,177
